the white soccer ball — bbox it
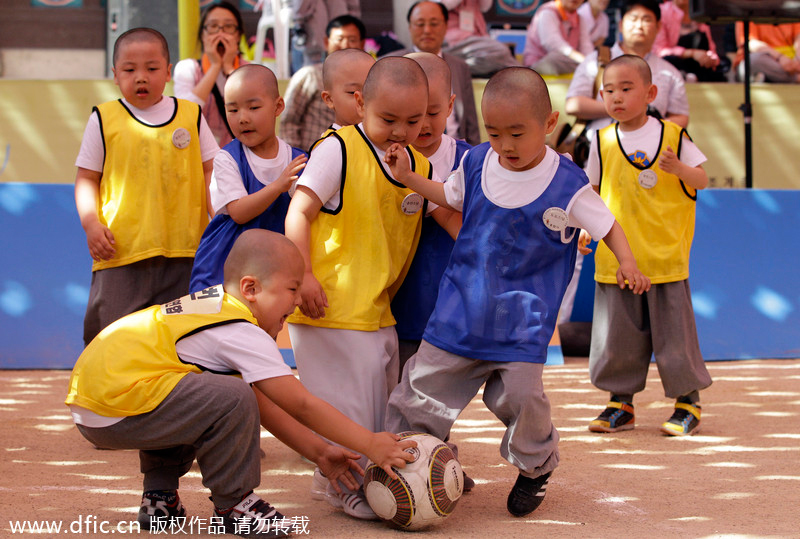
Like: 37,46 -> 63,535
364,432 -> 464,530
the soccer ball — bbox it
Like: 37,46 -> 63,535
363,432 -> 464,530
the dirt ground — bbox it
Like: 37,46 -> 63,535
1,357 -> 799,538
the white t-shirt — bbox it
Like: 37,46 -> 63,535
69,321 -> 292,427
297,123 -> 441,213
211,138 -> 295,215
443,146 -> 615,240
75,97 -> 219,171
584,116 -> 707,186
425,134 -> 463,182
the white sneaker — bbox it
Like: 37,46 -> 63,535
310,468 -> 328,501
325,485 -> 378,520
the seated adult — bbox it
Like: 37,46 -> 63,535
382,1 -> 481,146
565,0 -> 689,138
280,15 -> 366,152
523,0 -> 593,75
735,21 -> 800,83
654,0 -> 725,82
578,0 -> 610,49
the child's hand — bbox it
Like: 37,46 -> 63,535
317,444 -> 364,495
299,271 -> 328,319
277,154 -> 307,193
616,262 -> 651,295
85,221 -> 116,261
366,432 -> 417,481
384,143 -> 411,184
658,145 -> 681,176
578,230 -> 593,255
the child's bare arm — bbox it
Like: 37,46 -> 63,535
252,387 -> 362,493
658,146 -> 708,190
285,187 -> 328,318
601,221 -> 651,294
203,159 -> 215,218
431,207 -> 462,240
227,154 -> 307,224
254,375 -> 416,478
384,144 -> 454,209
75,167 -> 116,261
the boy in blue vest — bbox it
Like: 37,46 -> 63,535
74,28 -> 218,346
384,67 -> 650,517
190,64 -> 307,292
66,229 -> 415,537
580,55 -> 712,436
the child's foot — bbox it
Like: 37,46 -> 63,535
310,468 -> 329,501
588,398 -> 635,433
326,485 -> 378,520
214,491 -> 290,537
661,399 -> 701,436
463,472 -> 475,493
137,490 -> 186,531
506,472 -> 551,517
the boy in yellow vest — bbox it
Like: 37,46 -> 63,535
580,55 -> 712,436
284,56 -> 455,519
74,28 -> 217,346
66,229 -> 415,536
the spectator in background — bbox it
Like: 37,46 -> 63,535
654,0 -> 725,82
173,1 -> 247,146
578,0 -> 611,49
384,1 -> 481,146
442,0 -> 492,46
280,15 -> 366,152
523,0 -> 593,75
735,21 -> 800,83
291,0 -> 361,68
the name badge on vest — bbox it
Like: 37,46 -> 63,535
401,193 -> 424,215
543,207 -> 568,232
172,127 -> 191,149
638,169 -> 658,189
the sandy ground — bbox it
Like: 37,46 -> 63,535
1,358 -> 799,538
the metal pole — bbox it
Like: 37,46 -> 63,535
739,21 -> 753,188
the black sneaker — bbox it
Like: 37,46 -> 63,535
463,473 -> 475,493
137,490 -> 186,531
589,397 -> 635,433
661,399 -> 701,436
507,472 -> 551,517
214,491 -> 292,537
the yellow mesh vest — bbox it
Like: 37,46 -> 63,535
288,125 -> 432,330
594,120 -> 697,284
92,98 -> 208,271
65,286 -> 257,417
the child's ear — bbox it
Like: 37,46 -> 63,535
354,90 -> 365,115
544,110 -> 560,136
240,275 -> 260,301
321,90 -> 335,111
446,94 -> 455,118
274,96 -> 285,116
646,83 -> 658,104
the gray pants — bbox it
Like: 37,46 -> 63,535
589,281 -> 712,400
76,372 -> 260,509
531,52 -> 580,76
386,340 -> 559,478
738,51 -> 799,83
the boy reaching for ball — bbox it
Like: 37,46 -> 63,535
384,67 -> 650,517
582,55 -> 712,436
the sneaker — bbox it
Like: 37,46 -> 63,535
326,485 -> 378,520
463,473 -> 475,493
507,472 -> 551,517
589,398 -> 635,433
661,400 -> 701,436
137,490 -> 186,531
310,468 -> 329,501
214,491 -> 291,537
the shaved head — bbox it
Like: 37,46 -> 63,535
604,54 -> 652,85
483,67 -> 552,124
323,48 -> 375,91
404,52 -> 451,100
362,56 -> 428,104
113,27 -> 169,66
227,64 -> 280,99
223,229 -> 303,290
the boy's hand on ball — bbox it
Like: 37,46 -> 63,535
318,445 -> 363,494
368,432 -> 417,480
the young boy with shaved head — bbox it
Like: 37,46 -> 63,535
191,64 -> 307,292
284,56 -> 455,519
319,48 -> 375,137
384,66 -> 649,517
66,229 -> 415,536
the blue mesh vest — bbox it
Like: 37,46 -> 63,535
423,144 -> 587,363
